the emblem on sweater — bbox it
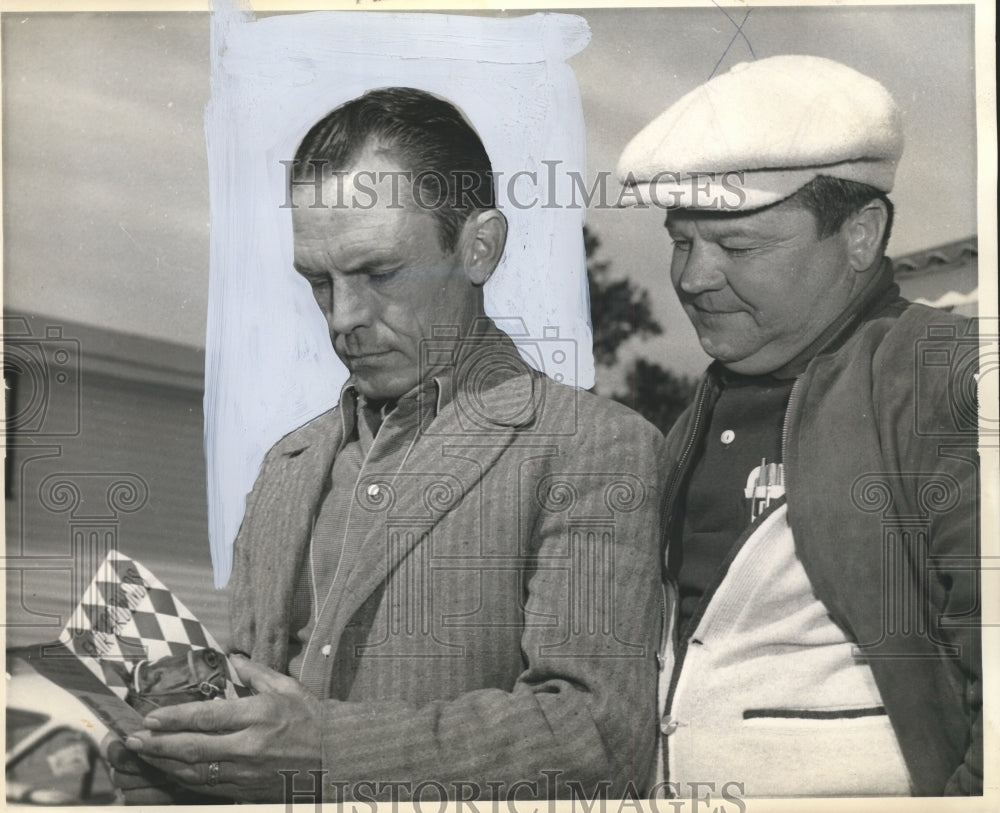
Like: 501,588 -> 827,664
745,458 -> 786,522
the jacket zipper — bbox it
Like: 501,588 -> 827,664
781,377 -> 804,467
657,582 -> 671,671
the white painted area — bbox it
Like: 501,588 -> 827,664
204,7 -> 592,586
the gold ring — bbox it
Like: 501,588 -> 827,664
207,761 -> 220,787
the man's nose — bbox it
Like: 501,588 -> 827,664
326,277 -> 372,335
675,242 -> 726,294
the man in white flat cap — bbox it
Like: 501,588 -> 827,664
617,55 -> 981,797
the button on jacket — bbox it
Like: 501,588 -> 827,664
229,325 -> 666,799
658,285 -> 981,796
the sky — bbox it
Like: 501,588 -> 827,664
2,5 -> 981,378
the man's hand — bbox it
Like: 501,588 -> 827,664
103,735 -> 216,805
123,654 -> 325,802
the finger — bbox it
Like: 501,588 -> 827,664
107,740 -> 152,774
99,731 -> 119,759
168,758 -> 231,788
167,762 -> 268,801
175,779 -> 245,801
108,741 -> 177,786
119,786 -> 187,806
134,756 -> 250,799
111,749 -> 242,804
125,731 -> 203,765
110,765 -> 171,791
125,729 -> 254,765
117,777 -> 214,806
231,654 -> 302,695
132,752 -> 206,784
142,697 -> 252,733
122,739 -> 283,802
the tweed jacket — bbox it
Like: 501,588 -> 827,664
660,287 -> 981,795
229,331 -> 665,800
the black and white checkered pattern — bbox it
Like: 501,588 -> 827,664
59,550 -> 240,699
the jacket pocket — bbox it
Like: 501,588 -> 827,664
733,705 -> 911,795
743,705 -> 886,720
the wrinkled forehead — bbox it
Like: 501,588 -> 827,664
291,196 -> 435,260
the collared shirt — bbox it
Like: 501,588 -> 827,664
673,258 -> 898,634
286,375 -> 447,681
676,370 -> 793,633
284,319 -> 529,682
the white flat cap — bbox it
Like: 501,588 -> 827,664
616,55 -> 904,211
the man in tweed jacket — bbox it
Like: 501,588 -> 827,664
118,88 -> 665,802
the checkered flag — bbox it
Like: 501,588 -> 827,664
59,550 -> 243,700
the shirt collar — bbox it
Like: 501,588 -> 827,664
334,317 -> 535,439
337,369 -> 452,445
338,316 -> 521,417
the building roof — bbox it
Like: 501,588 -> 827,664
893,237 -> 978,276
892,237 -> 978,316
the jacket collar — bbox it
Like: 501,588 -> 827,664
273,318 -> 540,461
290,320 -> 543,692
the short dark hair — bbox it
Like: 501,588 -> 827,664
790,175 -> 894,250
293,87 -> 495,252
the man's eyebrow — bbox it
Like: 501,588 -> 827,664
711,224 -> 767,238
341,254 -> 403,274
293,256 -> 403,277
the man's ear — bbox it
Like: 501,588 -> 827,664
459,209 -> 508,286
844,199 -> 889,272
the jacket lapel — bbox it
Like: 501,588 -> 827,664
247,409 -> 343,669
299,363 -> 540,692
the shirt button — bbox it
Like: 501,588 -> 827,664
720,429 -> 736,445
366,483 -> 381,498
659,716 -> 680,736
320,644 -> 332,657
